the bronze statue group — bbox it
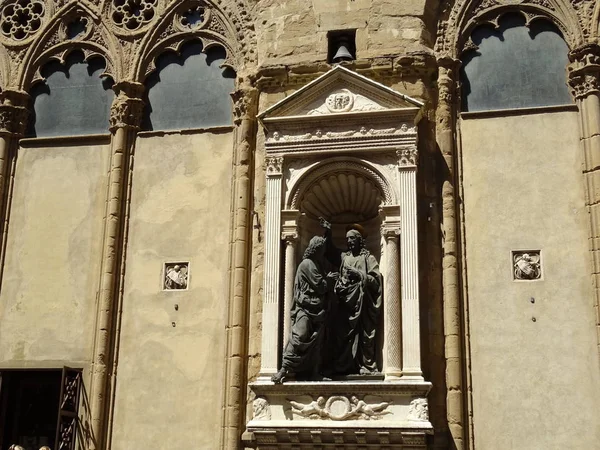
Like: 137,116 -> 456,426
272,218 -> 382,383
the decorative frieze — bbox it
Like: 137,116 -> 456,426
289,395 -> 391,421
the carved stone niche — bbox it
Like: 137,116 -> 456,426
247,66 -> 432,448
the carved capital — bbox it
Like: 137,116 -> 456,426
437,57 -> 460,106
568,44 -> 600,100
109,81 -> 145,131
397,145 -> 418,167
231,87 -> 258,125
381,226 -> 400,241
0,90 -> 29,136
265,156 -> 283,176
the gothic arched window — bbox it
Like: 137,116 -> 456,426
460,13 -> 571,112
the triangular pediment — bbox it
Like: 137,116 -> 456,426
259,65 -> 423,120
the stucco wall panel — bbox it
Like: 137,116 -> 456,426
460,111 -> 600,449
0,143 -> 109,364
111,131 -> 233,448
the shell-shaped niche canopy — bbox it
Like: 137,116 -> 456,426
300,172 -> 383,224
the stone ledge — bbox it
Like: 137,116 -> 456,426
250,380 -> 433,397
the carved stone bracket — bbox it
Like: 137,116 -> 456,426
0,90 -> 29,136
109,81 -> 144,131
568,44 -> 600,101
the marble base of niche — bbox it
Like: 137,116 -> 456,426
246,380 -> 433,448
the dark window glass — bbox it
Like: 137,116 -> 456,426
28,51 -> 114,137
460,14 -> 572,112
0,371 -> 61,450
143,41 -> 235,131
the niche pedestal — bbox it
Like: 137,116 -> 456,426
246,66 -> 433,449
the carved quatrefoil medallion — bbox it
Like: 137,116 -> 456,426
111,0 -> 157,31
1,0 -> 45,41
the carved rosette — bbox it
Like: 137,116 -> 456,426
568,44 -> 600,101
109,82 -> 144,131
265,156 -> 283,177
398,146 -> 418,167
0,0 -> 49,45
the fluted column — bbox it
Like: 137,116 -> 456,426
437,57 -> 465,450
90,81 -> 144,450
397,146 -> 423,380
281,210 -> 300,350
568,44 -> 600,366
259,156 -> 284,378
0,90 -> 29,285
381,212 -> 402,380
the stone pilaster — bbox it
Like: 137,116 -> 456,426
260,155 -> 284,378
397,146 -> 423,380
90,81 -> 144,450
222,86 -> 258,449
568,44 -> 600,367
436,57 -> 465,450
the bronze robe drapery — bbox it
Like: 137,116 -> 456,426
332,250 -> 382,373
280,257 -> 328,374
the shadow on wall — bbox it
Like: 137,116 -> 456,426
27,51 -> 114,138
460,13 -> 572,112
142,40 -> 236,132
